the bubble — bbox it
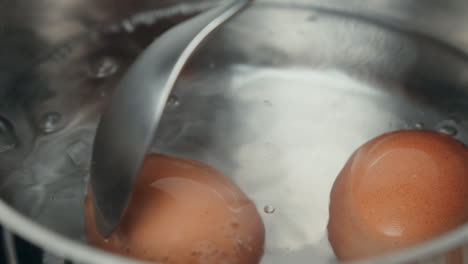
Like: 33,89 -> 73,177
439,125 -> 458,136
39,112 -> 63,133
436,120 -> 458,136
414,122 -> 424,129
166,94 -> 180,107
264,205 -> 275,214
121,20 -> 136,33
89,57 -> 119,78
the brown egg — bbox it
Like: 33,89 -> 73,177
85,154 -> 265,264
328,130 -> 468,261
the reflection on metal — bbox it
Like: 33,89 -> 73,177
3,230 -> 18,264
90,0 -> 252,237
1,0 -> 468,264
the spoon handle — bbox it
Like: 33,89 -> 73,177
90,0 -> 252,237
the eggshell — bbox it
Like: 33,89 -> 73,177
85,154 -> 265,264
328,130 -> 468,261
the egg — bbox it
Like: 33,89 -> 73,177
328,130 -> 468,261
85,154 -> 265,264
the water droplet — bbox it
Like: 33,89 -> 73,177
0,117 -> 17,152
264,205 -> 275,214
121,20 -> 136,33
166,94 -> 180,107
89,57 -> 119,78
39,112 -> 62,133
439,125 -> 458,136
104,239 -> 109,243
436,120 -> 458,136
209,62 -> 215,69
414,122 -> 424,129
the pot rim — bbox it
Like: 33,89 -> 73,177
1,199 -> 468,264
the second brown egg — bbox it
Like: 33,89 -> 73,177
328,130 -> 468,261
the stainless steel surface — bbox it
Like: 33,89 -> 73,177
3,230 -> 18,264
90,0 -> 251,237
2,0 -> 468,264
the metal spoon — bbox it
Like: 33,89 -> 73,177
90,0 -> 251,237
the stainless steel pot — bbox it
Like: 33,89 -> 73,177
2,0 -> 468,263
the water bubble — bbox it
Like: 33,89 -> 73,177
436,120 -> 458,136
439,125 -> 458,136
89,57 -> 119,78
0,117 -> 17,152
121,20 -> 136,33
39,112 -> 62,133
414,122 -> 424,129
264,205 -> 275,214
166,94 -> 180,107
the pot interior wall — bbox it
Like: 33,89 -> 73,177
1,1 -> 468,264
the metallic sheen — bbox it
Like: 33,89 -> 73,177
90,0 -> 251,237
2,1 -> 468,264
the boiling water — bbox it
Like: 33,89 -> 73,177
1,2 -> 468,264
152,65 -> 467,264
